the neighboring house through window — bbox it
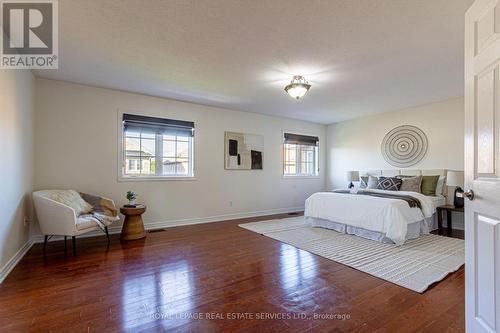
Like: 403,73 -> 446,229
121,113 -> 194,179
283,133 -> 319,177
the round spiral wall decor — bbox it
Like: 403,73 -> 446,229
381,125 -> 428,167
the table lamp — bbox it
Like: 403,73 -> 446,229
346,171 -> 359,189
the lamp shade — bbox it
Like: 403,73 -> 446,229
345,171 -> 360,182
447,171 -> 464,187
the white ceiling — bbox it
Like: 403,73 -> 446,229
35,0 -> 474,124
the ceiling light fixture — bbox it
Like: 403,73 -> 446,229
284,75 -> 311,100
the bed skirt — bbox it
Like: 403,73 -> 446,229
307,213 -> 439,244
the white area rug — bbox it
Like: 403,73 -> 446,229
239,217 -> 464,293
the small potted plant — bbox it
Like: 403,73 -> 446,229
125,191 -> 138,207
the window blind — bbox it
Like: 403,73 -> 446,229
284,133 -> 319,146
123,113 -> 195,137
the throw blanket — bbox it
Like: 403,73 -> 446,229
333,190 -> 422,209
79,193 -> 120,230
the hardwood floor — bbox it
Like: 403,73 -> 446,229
0,213 -> 464,332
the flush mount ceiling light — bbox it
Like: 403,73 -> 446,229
284,75 -> 311,100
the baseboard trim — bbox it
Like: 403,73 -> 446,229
144,206 -> 304,230
0,239 -> 34,284
31,206 -> 304,243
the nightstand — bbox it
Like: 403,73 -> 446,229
436,205 -> 464,236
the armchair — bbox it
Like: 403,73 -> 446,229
33,190 -> 118,256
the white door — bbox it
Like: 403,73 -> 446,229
465,0 -> 500,332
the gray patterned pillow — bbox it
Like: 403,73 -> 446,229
367,176 -> 379,189
376,177 -> 402,191
399,175 -> 422,193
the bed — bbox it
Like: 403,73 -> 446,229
305,169 -> 447,245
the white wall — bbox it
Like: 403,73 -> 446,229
0,70 -> 35,277
326,97 -> 464,189
34,79 -> 326,230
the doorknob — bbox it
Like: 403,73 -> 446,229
463,189 -> 475,201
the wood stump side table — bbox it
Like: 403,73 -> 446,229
120,205 -> 147,240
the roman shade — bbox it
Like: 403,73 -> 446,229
123,113 -> 194,137
284,133 -> 319,146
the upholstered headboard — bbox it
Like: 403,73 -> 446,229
360,169 -> 447,177
359,169 -> 448,196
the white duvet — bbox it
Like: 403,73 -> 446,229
304,189 -> 436,245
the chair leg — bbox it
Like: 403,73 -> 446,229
72,236 -> 76,256
43,235 -> 48,256
105,226 -> 110,244
64,236 -> 67,256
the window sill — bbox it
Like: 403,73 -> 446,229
118,176 -> 197,182
282,175 -> 320,180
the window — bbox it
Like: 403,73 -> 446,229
283,133 -> 319,176
128,159 -> 140,172
121,113 -> 194,179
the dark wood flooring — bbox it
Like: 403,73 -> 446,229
0,213 -> 465,332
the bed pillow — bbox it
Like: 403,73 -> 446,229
367,176 -> 379,189
435,176 -> 446,196
399,175 -> 422,192
359,176 -> 368,189
376,176 -> 403,191
50,190 -> 93,216
421,175 -> 440,196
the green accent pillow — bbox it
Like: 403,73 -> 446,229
421,175 -> 440,196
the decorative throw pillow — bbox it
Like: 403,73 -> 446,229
435,176 -> 446,196
399,175 -> 422,192
421,175 -> 440,196
359,176 -> 368,189
376,176 -> 403,191
50,190 -> 93,216
367,176 -> 379,189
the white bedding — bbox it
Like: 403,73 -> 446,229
428,195 -> 446,210
304,189 -> 439,245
